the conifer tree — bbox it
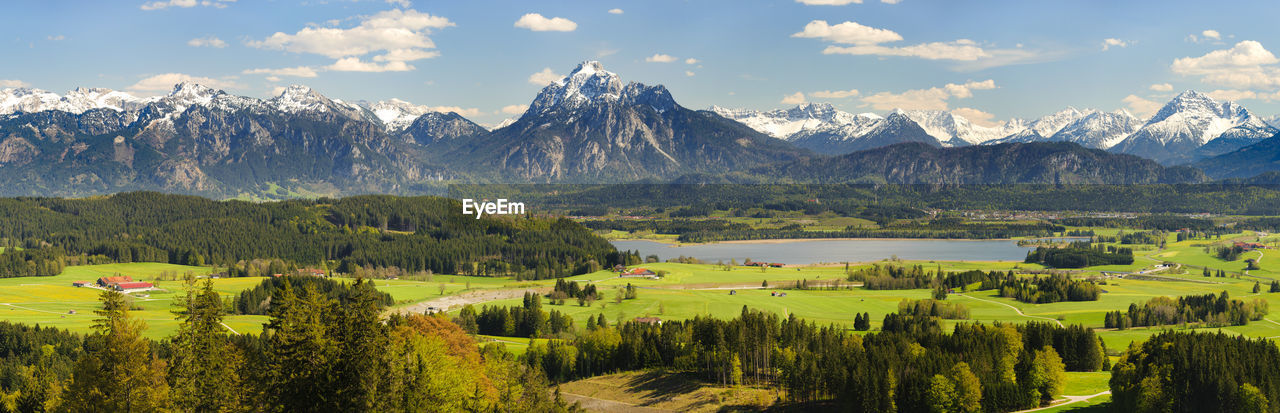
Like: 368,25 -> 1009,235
170,277 -> 245,412
63,290 -> 171,412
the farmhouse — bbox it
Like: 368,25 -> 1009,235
112,281 -> 154,292
97,276 -> 133,287
298,268 -> 327,277
634,317 -> 662,325
620,268 -> 657,278
1234,242 -> 1268,251
71,281 -> 90,287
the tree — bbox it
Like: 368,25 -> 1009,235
1254,282 -> 1262,294
63,289 -> 172,412
1237,383 -> 1269,413
950,362 -> 982,413
926,374 -> 957,413
169,277 -> 245,412
262,282 -> 339,411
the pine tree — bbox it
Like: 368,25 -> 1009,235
170,277 -> 245,412
263,281 -> 339,411
63,289 -> 172,412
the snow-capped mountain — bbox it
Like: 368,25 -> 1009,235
896,109 -> 1026,146
357,98 -> 439,132
709,103 -> 861,139
789,112 -> 941,155
1264,115 -> 1280,129
1111,90 -> 1277,164
441,60 -> 806,181
1048,110 -> 1143,149
990,107 -> 1095,144
0,87 -> 151,115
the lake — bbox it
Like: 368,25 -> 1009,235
611,239 -> 1038,265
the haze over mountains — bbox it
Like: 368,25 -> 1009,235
1,60 -> 1278,198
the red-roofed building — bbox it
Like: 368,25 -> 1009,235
633,317 -> 662,325
113,282 -> 154,291
620,268 -> 657,277
97,276 -> 133,287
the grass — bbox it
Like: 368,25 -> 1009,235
558,370 -> 776,412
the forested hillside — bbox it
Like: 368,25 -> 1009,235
0,192 -> 628,280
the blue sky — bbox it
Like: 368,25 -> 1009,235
3,0 -> 1279,126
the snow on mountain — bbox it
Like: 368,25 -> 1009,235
709,103 -> 859,139
896,109 -> 1026,146
0,87 -> 150,115
788,112 -> 940,155
1264,115 -> 1280,129
529,61 -> 624,113
359,98 -> 436,131
1112,90 -> 1277,163
1044,110 -> 1142,149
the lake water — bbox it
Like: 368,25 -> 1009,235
611,239 -> 1038,265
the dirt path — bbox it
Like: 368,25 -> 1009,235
954,294 -> 1064,327
560,392 -> 673,413
220,322 -> 240,335
391,287 -> 551,315
1012,391 -> 1110,412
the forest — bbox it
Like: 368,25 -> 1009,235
0,192 -> 632,280
1103,291 -> 1270,329
1111,332 -> 1280,412
0,277 -> 577,412
1024,242 -> 1134,268
997,274 -> 1102,304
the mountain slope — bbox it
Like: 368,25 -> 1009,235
1111,91 -> 1276,164
748,141 -> 1207,184
1192,132 -> 1280,179
439,61 -> 810,182
897,109 -> 1025,146
788,112 -> 940,155
708,103 -> 860,139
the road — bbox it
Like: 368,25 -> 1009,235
1012,391 -> 1110,413
954,294 -> 1064,327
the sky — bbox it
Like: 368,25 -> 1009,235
3,0 -> 1280,127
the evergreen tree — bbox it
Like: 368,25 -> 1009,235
63,290 -> 171,412
262,282 -> 339,411
169,277 -> 245,412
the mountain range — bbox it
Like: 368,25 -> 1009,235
1,60 -> 1279,197
713,92 -> 1278,166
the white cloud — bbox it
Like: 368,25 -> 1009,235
794,20 -> 1036,67
781,92 -> 807,105
513,13 -> 577,32
140,0 -> 235,11
47,35 -> 65,41
1171,40 -> 1280,90
249,9 -> 452,71
528,68 -> 563,86
1122,94 -> 1161,118
951,107 -> 999,127
243,66 -> 318,78
0,80 -> 29,88
860,79 -> 996,111
1149,83 -> 1174,92
608,8 -> 623,14
187,36 -> 227,48
684,58 -> 699,65
1101,38 -> 1128,51
881,0 -> 902,3
792,20 -> 902,45
645,53 -> 677,63
1202,30 -> 1221,41
325,57 -> 413,72
795,0 -> 862,5
128,73 -> 240,93
810,89 -> 860,99
685,71 -> 695,77
426,106 -> 481,117
500,104 -> 528,115
386,0 -> 411,7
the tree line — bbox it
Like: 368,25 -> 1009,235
1104,291 -> 1269,329
521,308 -> 1109,412
0,277 -> 578,412
0,192 -> 632,280
1024,241 -> 1134,268
1112,331 -> 1280,412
